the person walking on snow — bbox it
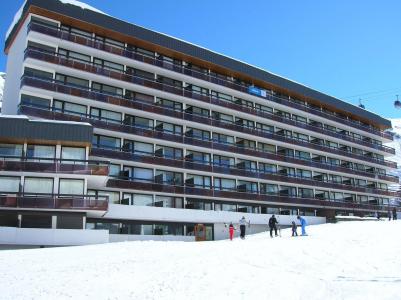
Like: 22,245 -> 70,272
268,215 -> 279,238
291,221 -> 298,236
297,215 -> 307,236
228,222 -> 236,241
239,216 -> 248,239
393,207 -> 397,220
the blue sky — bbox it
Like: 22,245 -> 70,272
1,0 -> 401,118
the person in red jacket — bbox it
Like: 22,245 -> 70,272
228,222 -> 236,241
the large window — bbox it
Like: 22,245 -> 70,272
56,73 -> 89,88
154,196 -> 183,208
24,177 -> 53,194
26,145 -> 55,160
90,107 -> 122,123
24,67 -> 53,80
123,166 -> 153,182
186,174 -> 211,188
93,57 -> 124,72
214,178 -> 236,191
0,176 -> 20,192
53,100 -> 87,116
20,94 -> 50,108
154,170 -> 183,185
88,190 -> 120,204
61,147 -> 86,161
93,134 -> 121,150
59,179 -> 84,194
58,48 -> 91,63
122,140 -> 153,155
0,144 -> 23,158
121,193 -> 153,206
92,82 -> 123,96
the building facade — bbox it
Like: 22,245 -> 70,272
1,0 -> 399,245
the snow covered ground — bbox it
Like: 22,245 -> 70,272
0,221 -> 400,300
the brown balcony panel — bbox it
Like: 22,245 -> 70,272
27,23 -> 393,141
20,105 -> 398,180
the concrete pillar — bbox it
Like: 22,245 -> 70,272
51,216 -> 57,229
83,215 -> 86,230
17,214 -> 22,228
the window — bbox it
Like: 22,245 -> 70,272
92,82 -> 123,96
185,105 -> 210,117
0,144 -> 23,157
186,174 -> 211,188
213,155 -> 235,167
292,114 -> 307,123
186,151 -> 210,164
260,183 -> 278,195
155,121 -> 182,135
258,142 -> 276,153
214,178 -> 236,191
109,164 -> 121,177
298,188 -> 313,198
296,169 -> 312,179
0,176 -> 20,192
126,67 -> 154,80
61,147 -> 85,161
185,84 -> 209,96
154,196 -> 183,208
90,107 -> 122,123
155,145 -> 182,159
211,90 -> 232,102
124,114 -> 153,129
56,73 -> 88,88
156,75 -> 182,88
293,132 -> 309,142
212,111 -> 233,123
88,190 -> 120,204
279,185 -> 297,197
31,16 -> 58,28
24,67 -> 53,80
20,94 -> 50,108
295,150 -> 310,160
92,134 -> 121,150
154,170 -> 183,185
236,138 -> 256,149
24,177 -> 53,193
155,98 -> 182,111
59,179 -> 84,194
234,97 -> 253,108
125,90 -> 154,102
235,117 -> 255,128
236,159 -> 256,171
95,35 -> 125,48
58,48 -> 91,63
186,198 -> 212,210
123,166 -> 153,182
255,103 -> 273,113
132,193 -> 153,206
186,128 -> 210,140
122,140 -> 153,155
237,180 -> 258,193
212,133 -> 234,144
93,57 -> 124,72
53,100 -> 87,116
26,145 -> 55,160
61,25 -> 92,38
259,163 -> 277,174
256,123 -> 274,133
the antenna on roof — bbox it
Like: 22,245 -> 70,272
358,98 -> 365,109
394,95 -> 401,109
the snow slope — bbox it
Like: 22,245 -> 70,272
0,221 -> 400,300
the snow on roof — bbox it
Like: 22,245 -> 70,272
30,119 -> 92,126
5,0 -> 107,41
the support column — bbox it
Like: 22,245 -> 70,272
51,216 -> 57,229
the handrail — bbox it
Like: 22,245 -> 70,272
26,21 -> 393,140
23,46 -> 395,153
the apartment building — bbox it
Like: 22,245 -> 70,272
1,0 -> 399,244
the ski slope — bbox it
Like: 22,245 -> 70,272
0,221 -> 400,300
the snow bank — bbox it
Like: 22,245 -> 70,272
0,221 -> 400,300
5,0 -> 107,41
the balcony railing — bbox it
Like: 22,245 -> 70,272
19,103 -> 399,178
106,179 -> 398,212
0,193 -> 108,211
89,147 -> 398,197
0,156 -> 109,175
24,46 -> 395,155
19,76 -> 398,169
27,20 -> 393,141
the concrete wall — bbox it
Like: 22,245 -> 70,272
110,234 -> 195,242
105,204 -> 326,226
0,227 -> 109,246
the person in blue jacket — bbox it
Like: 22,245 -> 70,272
297,215 -> 307,236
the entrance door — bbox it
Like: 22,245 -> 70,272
194,224 -> 206,241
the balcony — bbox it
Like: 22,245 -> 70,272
90,147 -> 397,197
19,104 -> 399,178
24,47 -> 395,155
27,21 -> 393,141
0,193 -> 108,212
106,179 -> 398,212
0,156 -> 109,175
19,76 -> 398,169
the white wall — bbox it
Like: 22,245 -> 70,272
0,227 -> 109,246
109,234 -> 195,242
3,16 -> 29,115
105,204 -> 326,226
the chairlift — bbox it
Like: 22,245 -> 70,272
394,95 -> 401,109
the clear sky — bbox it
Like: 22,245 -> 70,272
1,0 -> 401,119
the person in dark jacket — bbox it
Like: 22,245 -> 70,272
238,216 -> 248,239
268,215 -> 278,238
291,221 -> 298,237
393,207 -> 397,220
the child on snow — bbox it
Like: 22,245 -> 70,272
291,221 -> 298,236
226,222 -> 236,241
